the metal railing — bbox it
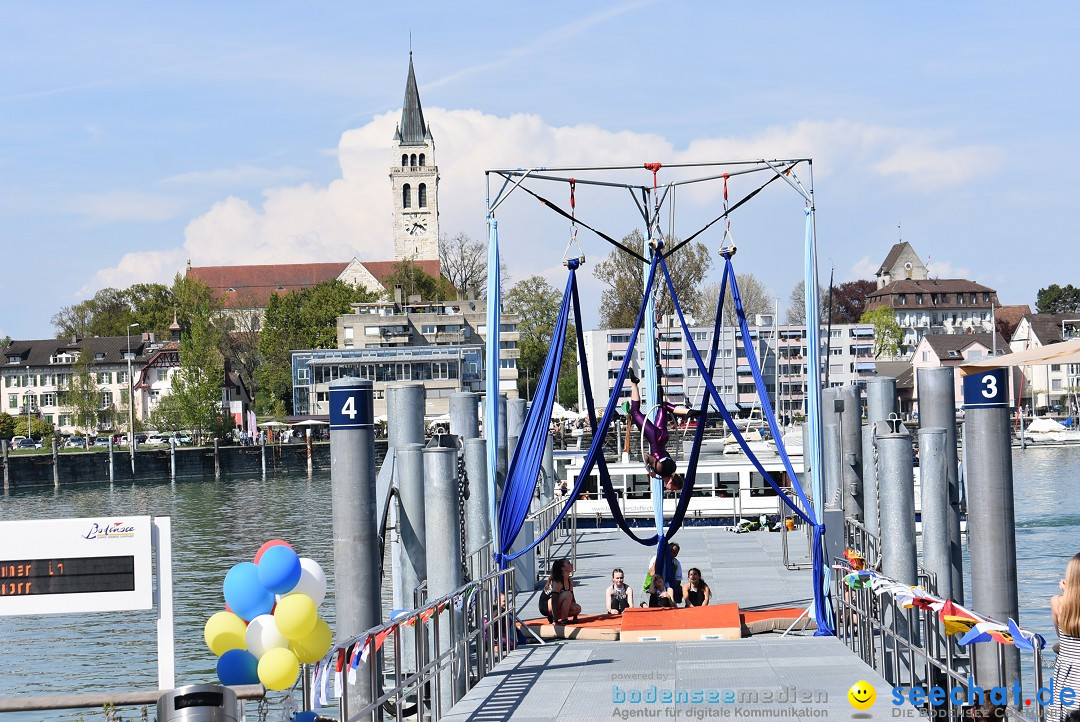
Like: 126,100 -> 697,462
527,495 -> 577,582
331,565 -> 516,722
0,685 -> 265,719
837,520 -> 1046,721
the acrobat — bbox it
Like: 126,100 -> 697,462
625,365 -> 699,492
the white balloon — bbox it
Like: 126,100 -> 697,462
292,558 -> 327,607
245,613 -> 289,659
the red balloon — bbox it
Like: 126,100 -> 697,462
255,539 -> 294,564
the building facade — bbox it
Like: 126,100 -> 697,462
391,54 -> 440,262
1009,313 -> 1080,412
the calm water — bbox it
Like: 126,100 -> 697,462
0,446 -> 1078,718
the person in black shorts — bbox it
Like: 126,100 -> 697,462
682,567 -> 712,607
605,568 -> 634,615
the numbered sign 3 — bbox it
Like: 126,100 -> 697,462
962,368 -> 1009,409
329,381 -> 374,430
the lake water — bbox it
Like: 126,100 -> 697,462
1,446 -> 1078,719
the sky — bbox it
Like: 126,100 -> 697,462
2,2 -> 1078,341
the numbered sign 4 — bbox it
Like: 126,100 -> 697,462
329,382 -> 374,429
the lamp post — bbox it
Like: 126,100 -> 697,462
127,323 -> 139,471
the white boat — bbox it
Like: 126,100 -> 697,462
1023,417 -> 1080,443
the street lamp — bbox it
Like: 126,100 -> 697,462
126,323 -> 139,471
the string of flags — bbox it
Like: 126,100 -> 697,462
837,557 -> 1045,652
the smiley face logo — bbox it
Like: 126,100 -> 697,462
847,680 -> 876,710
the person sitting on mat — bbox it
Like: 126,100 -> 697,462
682,567 -> 712,607
642,573 -> 676,608
605,568 -> 634,615
647,542 -> 684,604
626,366 -> 698,491
538,557 -> 581,624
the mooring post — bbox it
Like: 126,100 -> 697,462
213,439 -> 220,479
170,439 -> 176,480
2,440 -> 8,491
108,438 -> 115,482
918,427 -> 950,601
863,377 -> 898,540
917,366 -> 964,604
51,437 -> 59,488
423,444 -> 467,710
450,392 -> 480,440
507,398 -> 527,461
328,377 -> 380,707
963,368 -> 1020,686
839,385 -> 863,522
464,437 -> 492,562
386,383 -> 426,613
397,442 -> 426,674
259,434 -> 266,478
305,428 -> 312,475
877,417 -> 917,682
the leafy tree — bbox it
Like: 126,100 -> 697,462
13,415 -> 54,441
51,283 -> 174,339
695,273 -> 773,326
831,280 -> 878,324
505,275 -> 578,408
861,306 -> 902,358
67,346 -> 100,434
171,295 -> 225,442
384,259 -> 456,302
301,281 -> 379,348
148,392 -> 186,433
0,413 -> 14,440
1036,284 -> 1080,314
593,230 -> 712,328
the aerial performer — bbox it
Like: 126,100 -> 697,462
625,365 -> 699,492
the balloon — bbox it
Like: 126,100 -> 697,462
257,647 -> 300,691
292,558 -> 327,607
254,538 -> 294,564
217,649 -> 259,686
245,614 -> 289,659
290,618 -> 332,664
274,593 -> 318,640
257,545 -> 301,595
223,562 -> 275,621
204,611 -> 247,656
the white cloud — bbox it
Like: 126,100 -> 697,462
81,247 -> 187,295
85,111 -> 1000,294
926,259 -> 974,280
66,191 -> 185,223
849,256 -> 878,280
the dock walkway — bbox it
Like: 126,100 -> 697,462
446,523 -> 919,720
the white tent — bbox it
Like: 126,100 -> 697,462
291,419 -> 328,427
551,402 -> 581,421
961,338 -> 1080,373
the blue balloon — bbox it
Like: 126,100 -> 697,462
223,562 -> 274,621
217,649 -> 259,686
257,544 -> 302,595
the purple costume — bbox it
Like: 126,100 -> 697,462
630,400 -> 676,463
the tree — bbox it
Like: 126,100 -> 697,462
383,259 -> 456,302
831,280 -> 877,324
593,230 -> 712,328
67,346 -> 100,434
861,306 -> 902,358
171,295 -> 225,442
0,413 -> 14,440
440,232 -> 487,299
51,283 -> 174,339
1036,284 -> 1080,314
786,281 -> 832,325
695,273 -> 773,326
504,275 -> 578,408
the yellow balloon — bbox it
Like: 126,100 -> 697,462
257,647 -> 300,691
274,593 -> 318,640
204,611 -> 247,656
291,618 -> 332,664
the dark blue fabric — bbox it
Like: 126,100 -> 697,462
658,254 -> 834,635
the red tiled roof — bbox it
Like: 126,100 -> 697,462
186,260 -> 441,309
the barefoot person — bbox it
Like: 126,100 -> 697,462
626,366 -> 698,491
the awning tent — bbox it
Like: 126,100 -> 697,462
959,338 -> 1080,374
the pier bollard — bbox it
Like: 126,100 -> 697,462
917,366 -> 964,604
260,435 -> 266,477
329,378 -> 380,707
213,439 -> 220,479
496,394 -> 508,503
861,426 -> 877,539
839,385 -> 863,522
464,438 -> 492,560
108,438 -> 115,482
397,443 -> 427,674
540,433 -> 555,509
507,398 -> 527,459
963,368 -> 1020,686
51,437 -> 59,488
2,439 -> 8,490
450,391 -> 480,440
823,420 -> 842,509
423,444 -> 467,711
863,377 -> 897,541
386,383 -> 426,612
170,439 -> 176,480
918,428 -> 950,604
305,428 -> 312,475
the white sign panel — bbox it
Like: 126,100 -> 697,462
0,516 -> 154,615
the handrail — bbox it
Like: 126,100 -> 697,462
0,684 -> 265,714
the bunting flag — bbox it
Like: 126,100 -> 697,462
333,648 -> 345,700
939,599 -> 982,637
959,621 -> 1013,646
843,570 -> 878,589
347,641 -> 363,684
1008,619 -> 1047,651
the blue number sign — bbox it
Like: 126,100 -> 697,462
962,368 -> 1009,409
329,383 -> 374,429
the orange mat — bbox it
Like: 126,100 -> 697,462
620,603 -> 741,642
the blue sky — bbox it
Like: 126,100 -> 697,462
2,2 -> 1078,340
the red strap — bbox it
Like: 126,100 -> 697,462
644,162 -> 662,192
569,178 -> 576,219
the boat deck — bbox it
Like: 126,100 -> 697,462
446,523 -> 918,720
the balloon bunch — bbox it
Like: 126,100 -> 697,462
203,540 -> 331,691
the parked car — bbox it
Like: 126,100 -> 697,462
93,437 -> 110,447
63,437 -> 85,449
15,438 -> 40,450
172,433 -> 193,446
142,434 -> 169,446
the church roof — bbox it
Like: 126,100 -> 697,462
395,54 -> 430,146
877,241 -> 917,275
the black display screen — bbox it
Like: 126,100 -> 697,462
0,556 -> 136,596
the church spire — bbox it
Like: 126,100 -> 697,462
398,53 -> 429,146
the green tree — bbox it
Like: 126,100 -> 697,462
148,392 -> 186,433
593,231 -> 713,328
1035,284 -> 1080,314
0,413 -> 14,440
13,415 -> 54,441
67,347 -> 100,434
51,284 -> 175,339
384,259 -> 456,302
861,306 -> 902,358
171,295 -> 225,442
504,275 -> 578,408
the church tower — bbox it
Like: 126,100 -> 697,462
391,54 -> 439,261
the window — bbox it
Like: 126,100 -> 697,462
1051,364 -> 1062,372
365,326 -> 380,335
418,183 -> 427,208
1052,379 -> 1063,391
608,334 -> 632,344
499,340 -> 517,350
418,154 -> 425,167
117,371 -> 127,384
402,184 -> 411,208
7,394 -> 16,409
433,362 -> 450,379
58,414 -> 71,427
421,325 -> 436,334
956,294 -> 964,305
499,358 -> 516,369
410,154 -> 417,167
401,154 -> 408,166
922,351 -> 929,362
898,294 -> 907,306
297,368 -> 309,381
344,326 -> 354,340
916,294 -> 924,305
40,392 -> 56,407
100,391 -> 113,409
97,372 -> 113,384
95,353 -> 106,360
499,323 -> 516,332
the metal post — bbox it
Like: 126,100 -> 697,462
397,443 -> 426,674
126,322 -> 139,476
464,438 -> 491,556
386,383 -> 426,616
496,394 -> 508,502
918,427 -> 950,599
213,439 -> 220,479
540,433 -> 555,508
864,377 -> 897,539
328,377 -> 380,707
107,438 -> 114,482
917,366 -> 964,604
2,440 -> 8,491
423,445 -> 466,709
51,437 -> 59,487
305,428 -> 312,475
821,388 -> 841,509
259,434 -> 266,478
170,440 -> 176,480
963,369 -> 1020,686
877,418 -> 917,683
506,398 -> 527,460
839,385 -> 863,522
449,392 -> 480,440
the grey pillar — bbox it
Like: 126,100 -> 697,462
259,436 -> 266,478
861,427 -> 877,537
877,419 -> 917,682
864,377 -> 897,541
821,388 -> 841,509
963,370 -> 1020,686
917,366 -> 964,604
305,428 -> 313,474
329,378 -> 380,706
464,438 -> 492,557
918,428 -> 951,600
397,443 -> 426,672
509,520 -> 536,593
450,392 -> 480,440
2,440 -> 8,491
385,384 -> 426,616
839,386 -> 863,522
539,434 -> 555,508
423,445 -> 467,709
107,438 -> 114,482
51,437 -> 59,487
213,439 -> 220,479
507,398 -> 527,460
496,394 -> 508,499
170,440 -> 176,480
388,384 -> 426,449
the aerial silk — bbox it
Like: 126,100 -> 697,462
485,216 -> 501,554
